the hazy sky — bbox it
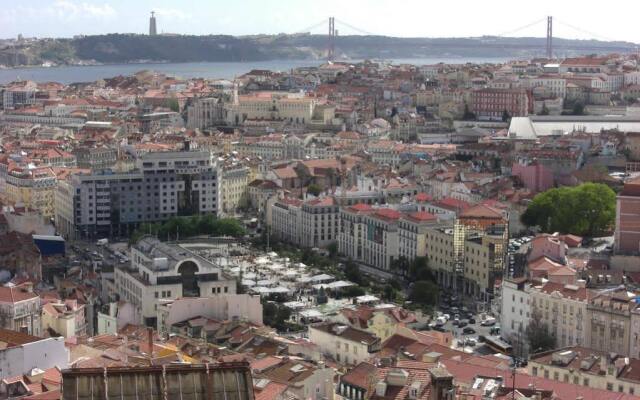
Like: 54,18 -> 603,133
1,0 -> 638,43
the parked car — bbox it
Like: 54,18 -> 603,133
464,338 -> 477,347
481,317 -> 497,326
468,318 -> 476,324
458,321 -> 468,328
462,327 -> 476,335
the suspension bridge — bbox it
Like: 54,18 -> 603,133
292,16 -> 634,61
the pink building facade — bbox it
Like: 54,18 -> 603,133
512,161 -> 554,193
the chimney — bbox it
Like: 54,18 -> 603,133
147,327 -> 154,358
599,355 -> 608,374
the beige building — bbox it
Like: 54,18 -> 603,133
226,92 -> 317,125
5,167 -> 57,218
0,286 -> 41,336
529,347 -> 640,396
41,300 -> 86,338
115,237 -> 236,326
308,322 -> 381,366
331,305 -> 417,342
586,288 -> 638,357
220,164 -> 249,215
530,282 -> 589,349
454,205 -> 508,298
425,224 -> 456,287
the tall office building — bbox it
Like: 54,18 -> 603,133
55,149 -> 221,240
149,11 -> 157,36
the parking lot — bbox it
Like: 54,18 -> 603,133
421,292 -> 503,355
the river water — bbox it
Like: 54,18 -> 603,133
0,57 -> 511,84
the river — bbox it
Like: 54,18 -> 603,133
0,57 -> 511,84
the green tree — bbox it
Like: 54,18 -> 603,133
462,103 -> 476,120
409,280 -> 439,306
327,242 -> 338,258
521,183 -> 615,236
572,102 -> 585,115
307,183 -> 323,197
409,256 -> 435,281
167,97 -> 180,112
316,286 -> 328,304
526,308 -> 556,353
341,285 -> 365,298
344,259 -> 364,285
382,284 -> 398,301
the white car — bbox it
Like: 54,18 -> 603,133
481,317 -> 497,326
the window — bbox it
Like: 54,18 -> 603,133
607,383 -> 613,391
155,292 -> 158,298
532,367 -> 538,376
583,378 -> 589,386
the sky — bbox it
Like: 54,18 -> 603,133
0,0 -> 639,43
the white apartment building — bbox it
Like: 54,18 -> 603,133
624,71 -> 640,86
525,76 -> 567,99
338,204 -> 401,271
0,331 -> 68,379
270,197 -> 303,246
301,197 -> 340,249
501,278 -> 531,355
114,237 -> 236,326
530,281 -> 589,349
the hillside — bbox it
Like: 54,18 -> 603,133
0,33 -> 637,67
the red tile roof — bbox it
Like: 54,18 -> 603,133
348,203 -> 373,213
404,211 -> 437,223
374,208 -> 402,222
415,193 -> 433,202
0,286 -> 39,303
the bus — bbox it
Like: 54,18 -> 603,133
484,335 -> 513,355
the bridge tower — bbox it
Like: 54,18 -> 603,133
327,17 -> 336,61
546,16 -> 553,59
